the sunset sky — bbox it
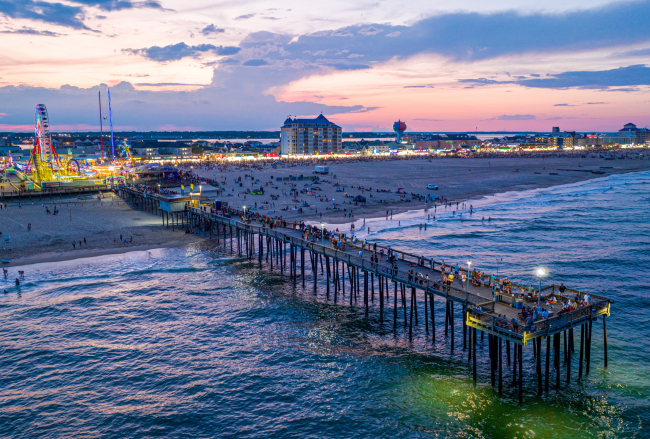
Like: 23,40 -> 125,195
1,0 -> 649,132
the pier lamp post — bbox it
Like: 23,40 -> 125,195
466,261 -> 471,291
536,268 -> 547,306
321,223 -> 324,245
243,205 -> 246,221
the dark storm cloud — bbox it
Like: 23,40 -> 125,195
123,43 -> 240,62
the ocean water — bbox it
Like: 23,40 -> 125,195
1,171 -> 649,438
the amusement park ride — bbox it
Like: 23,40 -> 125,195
26,104 -> 72,184
23,96 -> 134,188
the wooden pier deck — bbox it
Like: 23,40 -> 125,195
118,185 -> 611,403
1,186 -> 110,201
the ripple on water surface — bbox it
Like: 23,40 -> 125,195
1,172 -> 650,438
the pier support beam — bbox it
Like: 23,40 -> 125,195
586,317 -> 592,375
603,314 -> 607,368
393,281 -> 397,330
490,335 -> 495,388
545,336 -> 551,392
450,300 -> 454,352
498,337 -> 503,395
518,344 -> 523,405
429,294 -> 435,342
409,287 -> 414,337
472,327 -> 477,383
537,338 -> 543,395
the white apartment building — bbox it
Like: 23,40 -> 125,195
281,114 -> 342,155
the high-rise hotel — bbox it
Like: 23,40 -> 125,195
280,114 -> 342,155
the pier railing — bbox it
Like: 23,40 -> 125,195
117,199 -> 611,345
190,206 -> 490,304
467,296 -> 611,344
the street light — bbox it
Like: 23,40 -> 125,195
321,222 -> 324,245
536,267 -> 547,306
466,261 -> 471,291
243,205 -> 246,221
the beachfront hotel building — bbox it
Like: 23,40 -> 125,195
280,114 -> 342,155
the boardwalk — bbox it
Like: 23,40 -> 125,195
118,185 -> 612,403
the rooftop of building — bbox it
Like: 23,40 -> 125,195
282,114 -> 341,128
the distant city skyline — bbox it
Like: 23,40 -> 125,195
1,0 -> 649,132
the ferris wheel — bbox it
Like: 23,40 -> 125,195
35,104 -> 52,160
28,104 -> 64,182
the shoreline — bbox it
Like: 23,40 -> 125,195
2,162 -> 649,268
2,243 -> 182,269
5,168 -> 645,271
311,167 -> 650,227
189,154 -> 650,225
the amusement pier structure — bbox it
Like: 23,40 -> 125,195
118,185 -> 612,404
4,104 -> 119,194
27,104 -> 67,183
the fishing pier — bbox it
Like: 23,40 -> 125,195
118,186 -> 612,404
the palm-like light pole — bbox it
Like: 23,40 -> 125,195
536,267 -> 547,306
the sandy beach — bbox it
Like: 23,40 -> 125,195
0,191 -> 201,267
187,155 -> 650,222
2,155 -> 650,267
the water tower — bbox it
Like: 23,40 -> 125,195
393,120 -> 407,143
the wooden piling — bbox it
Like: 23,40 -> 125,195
518,344 -> 523,404
603,315 -> 608,368
586,316 -> 592,375
498,337 -> 503,395
424,290 -> 429,333
409,287 -> 414,337
430,294 -> 435,341
537,338 -> 542,395
472,327 -> 477,383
